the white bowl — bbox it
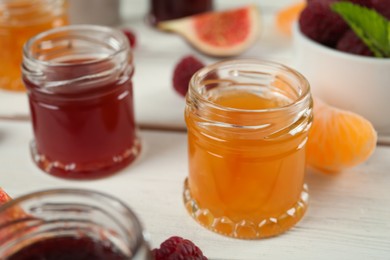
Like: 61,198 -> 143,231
293,23 -> 390,143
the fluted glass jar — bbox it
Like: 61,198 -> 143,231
22,25 -> 140,180
0,0 -> 68,91
184,60 -> 313,239
0,189 -> 152,259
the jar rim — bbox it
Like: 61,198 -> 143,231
0,0 -> 66,25
189,59 -> 311,113
23,24 -> 130,68
0,188 -> 146,257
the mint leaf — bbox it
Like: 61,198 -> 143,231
331,2 -> 390,58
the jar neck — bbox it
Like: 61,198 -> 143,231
22,25 -> 132,95
0,0 -> 66,25
186,60 -> 313,139
0,189 -> 149,259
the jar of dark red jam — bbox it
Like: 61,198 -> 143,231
148,0 -> 213,24
22,25 -> 141,180
0,189 -> 152,260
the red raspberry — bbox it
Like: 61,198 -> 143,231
299,1 -> 349,47
173,55 -> 205,97
348,0 -> 373,7
152,236 -> 208,260
299,0 -> 375,47
372,0 -> 390,19
336,30 -> 373,56
307,0 -> 372,6
122,29 -> 136,48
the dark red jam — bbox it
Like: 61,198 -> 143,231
149,0 -> 213,24
7,236 -> 128,260
24,60 -> 140,180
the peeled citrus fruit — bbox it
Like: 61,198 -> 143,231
1,188 -> 14,240
0,188 -> 28,241
158,5 -> 261,57
0,187 -> 12,205
307,98 -> 377,173
276,1 -> 306,36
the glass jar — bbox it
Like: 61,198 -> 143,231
148,0 -> 213,25
0,0 -> 68,91
68,0 -> 120,25
0,189 -> 152,259
22,25 -> 141,180
184,60 -> 313,239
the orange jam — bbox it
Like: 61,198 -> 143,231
0,0 -> 68,91
184,60 -> 313,239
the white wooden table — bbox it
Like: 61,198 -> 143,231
0,0 -> 390,259
0,121 -> 389,260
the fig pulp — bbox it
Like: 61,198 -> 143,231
158,5 -> 261,57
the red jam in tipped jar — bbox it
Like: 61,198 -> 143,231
149,0 -> 213,24
7,236 -> 127,260
0,189 -> 152,259
22,25 -> 140,179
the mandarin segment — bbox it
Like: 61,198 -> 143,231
306,98 -> 377,173
0,188 -> 15,241
0,188 -> 30,243
0,188 -> 12,205
276,1 -> 306,36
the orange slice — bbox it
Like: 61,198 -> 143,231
306,98 -> 377,173
276,1 -> 306,36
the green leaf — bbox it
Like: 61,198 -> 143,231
331,2 -> 390,58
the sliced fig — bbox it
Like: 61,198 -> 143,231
158,5 -> 261,57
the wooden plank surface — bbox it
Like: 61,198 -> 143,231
0,120 -> 389,259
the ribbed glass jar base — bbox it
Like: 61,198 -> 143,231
30,139 -> 141,180
183,178 -> 309,239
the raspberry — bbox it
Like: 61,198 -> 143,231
348,0 -> 373,7
307,0 -> 372,6
173,55 -> 205,97
122,29 -> 136,48
299,1 -> 349,47
152,236 -> 208,260
336,30 -> 373,56
372,0 -> 390,19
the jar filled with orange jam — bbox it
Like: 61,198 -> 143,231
0,0 -> 68,91
184,60 -> 313,239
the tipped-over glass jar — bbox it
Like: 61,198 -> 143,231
0,189 -> 152,259
184,60 -> 313,239
22,25 -> 140,180
0,0 -> 68,91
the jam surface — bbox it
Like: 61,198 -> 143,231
7,236 -> 128,260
